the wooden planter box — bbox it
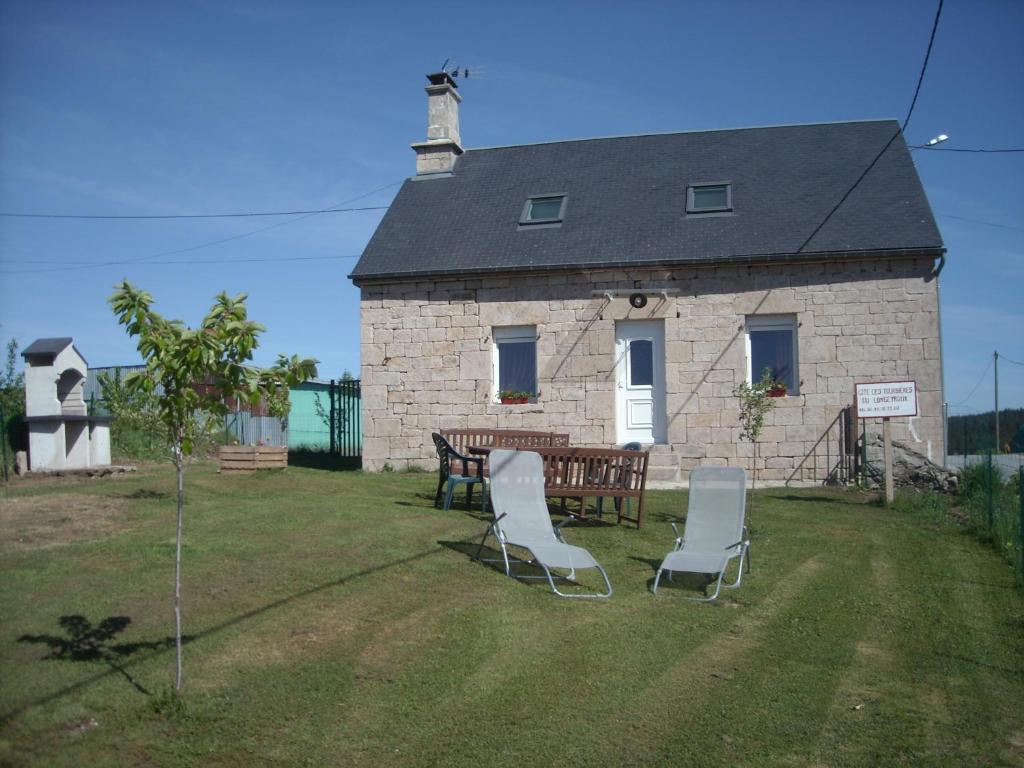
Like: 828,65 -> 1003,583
219,445 -> 288,473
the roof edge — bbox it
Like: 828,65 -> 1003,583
349,246 -> 945,285
465,118 -> 902,153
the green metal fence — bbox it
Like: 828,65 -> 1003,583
287,379 -> 361,457
964,454 -> 1024,583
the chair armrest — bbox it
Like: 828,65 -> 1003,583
555,516 -> 574,543
670,522 -> 684,550
450,451 -> 484,479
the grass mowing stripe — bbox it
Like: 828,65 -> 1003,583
888,515 -> 1024,765
397,555 -> 828,767
807,532 -> 940,766
643,552 -> 873,767
570,556 -> 846,767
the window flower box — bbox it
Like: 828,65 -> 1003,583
497,390 -> 535,405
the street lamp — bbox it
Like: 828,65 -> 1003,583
911,134 -> 950,150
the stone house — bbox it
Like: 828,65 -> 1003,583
349,73 -> 945,480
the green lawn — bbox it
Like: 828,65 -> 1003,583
0,464 -> 1022,767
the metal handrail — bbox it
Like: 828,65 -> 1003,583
785,406 -> 851,487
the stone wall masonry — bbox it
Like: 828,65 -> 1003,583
358,257 -> 944,477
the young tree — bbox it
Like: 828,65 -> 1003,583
734,368 -> 779,502
110,282 -> 317,691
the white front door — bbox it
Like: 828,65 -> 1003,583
614,320 -> 666,445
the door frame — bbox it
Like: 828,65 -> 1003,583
614,319 -> 667,445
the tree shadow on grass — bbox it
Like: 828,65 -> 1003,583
125,489 -> 170,500
629,555 -> 664,574
18,615 -> 187,696
2,546 -> 444,725
394,499 -> 437,509
395,496 -> 491,521
646,510 -> 686,525
628,555 -> 719,597
439,538 -> 591,591
765,493 -> 870,508
441,537 -> 506,575
550,513 -> 618,529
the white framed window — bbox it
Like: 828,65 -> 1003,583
745,314 -> 799,394
492,325 -> 537,400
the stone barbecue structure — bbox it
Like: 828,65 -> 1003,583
22,337 -> 111,471
350,74 -> 945,479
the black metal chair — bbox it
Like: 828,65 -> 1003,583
431,432 -> 487,514
596,442 -> 643,518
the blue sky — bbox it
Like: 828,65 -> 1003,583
1,0 -> 1021,413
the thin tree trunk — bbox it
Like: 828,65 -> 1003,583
173,440 -> 184,691
753,441 -> 758,494
750,440 -> 758,518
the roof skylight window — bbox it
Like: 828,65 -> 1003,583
520,195 -> 566,226
687,183 -> 732,214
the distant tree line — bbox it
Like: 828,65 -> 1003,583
947,408 -> 1024,455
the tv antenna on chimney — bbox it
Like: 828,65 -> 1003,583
439,59 -> 474,80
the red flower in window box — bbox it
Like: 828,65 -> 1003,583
498,390 -> 534,405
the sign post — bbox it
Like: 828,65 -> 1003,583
882,417 -> 894,504
854,380 -> 918,506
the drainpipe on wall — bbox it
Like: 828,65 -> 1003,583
933,251 -> 948,468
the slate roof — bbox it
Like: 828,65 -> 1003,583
350,120 -> 943,283
21,337 -> 76,358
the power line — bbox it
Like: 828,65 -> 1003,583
796,0 -> 943,254
937,212 -> 1024,232
901,0 -> 943,135
0,205 -> 389,220
1001,354 -> 1024,367
952,357 -> 993,408
0,254 -> 361,273
0,180 -> 402,275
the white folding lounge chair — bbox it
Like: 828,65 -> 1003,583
652,466 -> 751,602
475,449 -> 612,599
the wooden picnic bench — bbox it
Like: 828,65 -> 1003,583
441,428 -> 570,455
468,445 -> 650,529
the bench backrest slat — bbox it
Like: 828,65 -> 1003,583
440,429 -> 570,455
531,447 -> 649,495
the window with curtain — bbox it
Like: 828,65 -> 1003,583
746,314 -> 798,394
493,325 -> 537,397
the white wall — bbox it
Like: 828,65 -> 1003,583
28,422 -> 64,470
90,423 -> 111,467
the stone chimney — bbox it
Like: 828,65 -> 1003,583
410,72 -> 463,175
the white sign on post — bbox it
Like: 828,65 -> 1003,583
854,380 -> 918,506
855,381 -> 918,419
